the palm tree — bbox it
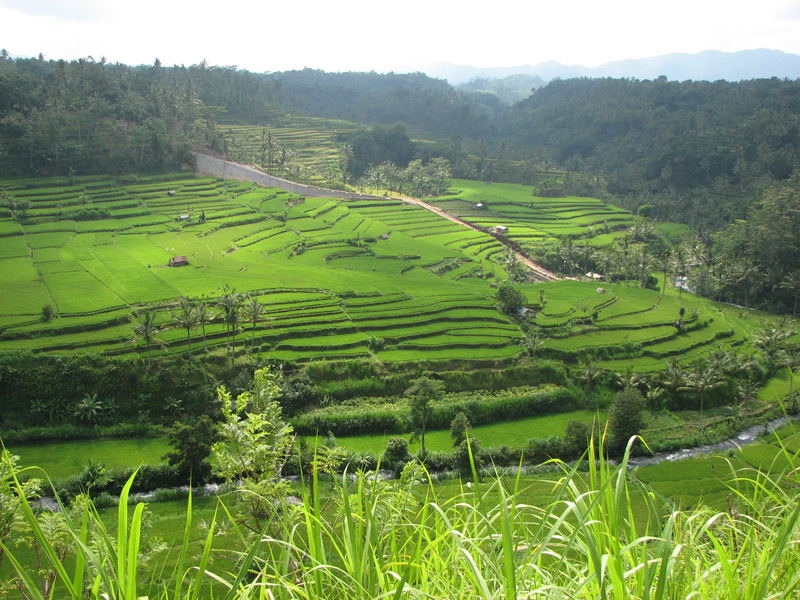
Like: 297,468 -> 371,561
522,329 -> 544,361
579,358 -> 604,396
778,271 -> 800,317
683,365 -> 722,434
614,370 -> 647,392
670,245 -> 689,297
195,299 -> 213,349
130,309 -> 161,367
73,393 -> 105,426
781,352 -> 800,395
218,286 -> 243,359
242,296 -> 266,350
660,357 -> 686,401
171,297 -> 198,358
644,384 -> 666,410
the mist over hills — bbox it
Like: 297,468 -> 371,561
429,49 -> 800,85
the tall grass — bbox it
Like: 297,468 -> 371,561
3,437 -> 799,599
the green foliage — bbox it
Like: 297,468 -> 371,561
40,304 -> 54,321
212,367 -> 294,528
340,123 -> 416,178
0,352 -> 215,429
294,385 -> 580,436
163,416 -> 216,481
608,386 -> 646,452
449,411 -> 471,447
496,283 -> 525,316
406,376 -> 444,455
380,436 -> 411,473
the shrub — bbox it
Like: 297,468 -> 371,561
381,437 -> 411,474
608,387 -> 646,453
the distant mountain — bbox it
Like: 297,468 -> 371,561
427,49 -> 800,85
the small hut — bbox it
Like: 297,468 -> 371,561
169,256 -> 189,267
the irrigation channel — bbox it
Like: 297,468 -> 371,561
192,151 -> 559,282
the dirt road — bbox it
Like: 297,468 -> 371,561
194,152 -> 559,282
399,195 -> 559,282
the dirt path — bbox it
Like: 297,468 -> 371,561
194,152 -> 559,282
399,195 -> 559,282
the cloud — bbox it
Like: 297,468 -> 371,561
0,0 -> 107,21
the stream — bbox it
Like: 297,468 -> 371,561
629,412 -> 800,467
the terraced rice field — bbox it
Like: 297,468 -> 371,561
0,173 -> 772,370
219,116 -> 360,186
0,173 -> 525,360
429,179 -> 636,246
520,279 -> 759,371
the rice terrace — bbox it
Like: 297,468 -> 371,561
2,39 -> 800,599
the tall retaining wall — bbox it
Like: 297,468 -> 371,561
192,152 -> 383,200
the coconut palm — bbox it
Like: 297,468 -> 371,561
660,358 -> 686,403
521,330 -> 544,361
218,286 -> 244,359
683,365 -> 723,434
195,299 -> 213,349
781,352 -> 800,395
73,393 -> 105,426
579,358 -> 604,396
644,384 -> 666,410
242,296 -> 267,350
778,271 -> 800,317
130,309 -> 161,367
171,297 -> 198,358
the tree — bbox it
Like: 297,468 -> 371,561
212,368 -> 294,530
579,358 -> 604,396
381,437 -> 412,474
781,352 -> 800,395
495,283 -> 525,316
405,376 -> 444,456
171,297 -> 198,358
779,271 -> 800,317
194,299 -> 213,349
504,250 -> 529,283
130,309 -> 161,367
450,412 -> 471,447
163,415 -> 217,481
242,296 -> 266,350
683,365 -> 723,433
564,420 -> 594,457
218,286 -> 244,360
454,437 -> 483,474
521,329 -> 545,361
608,386 -> 646,452
77,459 -> 111,497
41,304 -> 54,322
72,392 -> 106,426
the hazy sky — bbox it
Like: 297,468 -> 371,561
2,0 -> 800,72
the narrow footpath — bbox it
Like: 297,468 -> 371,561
194,152 -> 559,282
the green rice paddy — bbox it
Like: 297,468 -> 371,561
0,172 -> 780,372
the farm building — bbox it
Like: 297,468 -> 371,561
585,272 -> 605,281
175,214 -> 190,222
169,256 -> 190,267
489,225 -> 509,234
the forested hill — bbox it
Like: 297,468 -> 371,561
0,55 -> 279,176
502,77 -> 800,225
262,69 -> 502,137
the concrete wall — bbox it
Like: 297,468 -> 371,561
192,152 -> 383,200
